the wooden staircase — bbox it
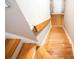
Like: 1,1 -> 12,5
5,15 -> 73,59
5,39 -> 37,59
5,34 -> 73,59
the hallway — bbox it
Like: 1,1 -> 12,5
34,15 -> 73,59
5,0 -> 74,58
43,27 -> 73,59
34,27 -> 73,59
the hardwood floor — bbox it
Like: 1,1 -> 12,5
5,15 -> 73,59
51,15 -> 64,27
5,27 -> 73,59
43,27 -> 73,59
17,43 -> 36,59
5,39 -> 20,59
34,47 -> 53,59
34,14 -> 73,59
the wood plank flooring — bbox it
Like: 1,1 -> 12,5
5,15 -> 73,59
44,27 -> 73,59
51,15 -> 64,27
17,43 -> 36,59
5,39 -> 20,59
34,47 -> 54,59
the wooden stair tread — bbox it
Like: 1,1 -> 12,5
17,43 -> 36,59
5,39 -> 20,59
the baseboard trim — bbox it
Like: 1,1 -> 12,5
5,32 -> 20,39
11,41 -> 23,59
32,47 -> 36,59
52,25 -> 63,27
51,13 -> 64,15
5,32 -> 37,44
63,26 -> 74,52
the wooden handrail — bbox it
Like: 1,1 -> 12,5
33,20 -> 50,32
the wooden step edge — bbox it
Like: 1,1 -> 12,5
5,39 -> 20,59
51,13 -> 64,15
63,26 -> 74,55
17,43 -> 36,59
11,40 -> 23,59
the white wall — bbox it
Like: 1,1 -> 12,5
16,0 -> 50,29
36,23 -> 50,45
51,0 -> 64,13
6,0 -> 51,44
5,0 -> 37,41
64,0 -> 74,44
50,0 -> 53,14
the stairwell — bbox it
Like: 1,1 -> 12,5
5,14 -> 74,59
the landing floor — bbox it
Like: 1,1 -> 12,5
43,27 -> 73,59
